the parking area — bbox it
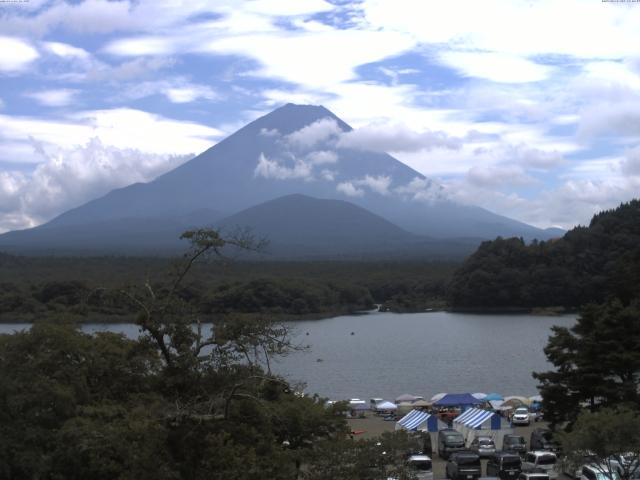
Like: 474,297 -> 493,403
347,416 -> 568,480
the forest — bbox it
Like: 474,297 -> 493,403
447,200 -> 640,310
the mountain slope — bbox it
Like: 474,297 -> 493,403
0,103 -> 561,255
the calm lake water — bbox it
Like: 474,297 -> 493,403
0,311 -> 575,401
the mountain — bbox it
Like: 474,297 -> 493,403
216,194 -> 478,258
0,103 -> 561,256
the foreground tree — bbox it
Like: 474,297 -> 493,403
533,298 -> 640,426
560,407 -> 640,480
0,229 -> 351,479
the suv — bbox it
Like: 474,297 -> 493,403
522,451 -> 559,480
438,428 -> 466,459
470,435 -> 496,458
530,428 -> 560,452
580,464 -> 621,480
503,434 -> 527,455
446,451 -> 482,480
406,454 -> 434,480
512,407 -> 531,426
487,452 -> 522,479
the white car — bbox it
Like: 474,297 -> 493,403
580,464 -> 621,480
512,407 -> 531,426
522,451 -> 559,480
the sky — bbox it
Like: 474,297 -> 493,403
1,0 -> 640,233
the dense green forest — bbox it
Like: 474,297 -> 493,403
448,200 -> 640,310
0,254 -> 455,321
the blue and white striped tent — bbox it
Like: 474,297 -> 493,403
453,408 -> 512,448
395,409 -> 447,432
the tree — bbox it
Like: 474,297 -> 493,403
533,298 -> 640,426
559,407 -> 640,480
0,229 -> 350,479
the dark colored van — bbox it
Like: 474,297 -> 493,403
446,451 -> 482,480
503,434 -> 527,455
487,452 -> 523,479
438,428 -> 466,459
530,428 -> 560,452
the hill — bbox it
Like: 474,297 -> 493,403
447,199 -> 640,309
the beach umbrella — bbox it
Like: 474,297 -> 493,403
489,400 -> 505,410
376,401 -> 398,410
412,399 -> 432,408
529,395 -> 543,403
472,392 -> 488,400
484,393 -> 504,401
430,392 -> 447,402
396,393 -> 419,403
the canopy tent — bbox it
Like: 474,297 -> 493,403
395,394 -> 422,403
488,400 -> 505,410
433,393 -> 483,408
375,401 -> 397,411
503,397 -> 528,408
485,393 -> 504,401
452,407 -> 513,449
396,409 -> 449,453
430,392 -> 447,402
412,399 -> 432,408
472,393 -> 488,400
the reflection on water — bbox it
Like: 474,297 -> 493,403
0,311 -> 574,401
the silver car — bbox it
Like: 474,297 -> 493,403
470,436 -> 497,458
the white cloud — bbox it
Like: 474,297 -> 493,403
466,165 -> 536,188
285,117 -> 342,149
621,146 -> 640,176
164,85 -> 218,103
395,177 -> 446,202
253,152 -> 313,180
337,122 -> 461,152
25,89 -> 79,107
0,138 -> 191,232
354,174 -> 392,195
0,36 -> 38,72
117,78 -> 218,104
42,41 -> 90,59
306,150 -> 338,165
0,108 -> 222,160
336,181 -> 364,197
439,51 -> 552,83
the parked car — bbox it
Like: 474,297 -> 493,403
503,435 -> 527,456
439,428 -> 466,459
580,464 -> 621,480
522,451 -> 559,480
406,454 -> 434,480
559,451 -> 598,478
518,473 -> 550,480
470,435 -> 497,458
530,428 -> 560,452
512,407 -> 531,426
487,452 -> 523,479
446,451 -> 482,480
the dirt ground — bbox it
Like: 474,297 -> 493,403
347,416 -> 555,479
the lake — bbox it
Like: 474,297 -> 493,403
0,311 -> 575,401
